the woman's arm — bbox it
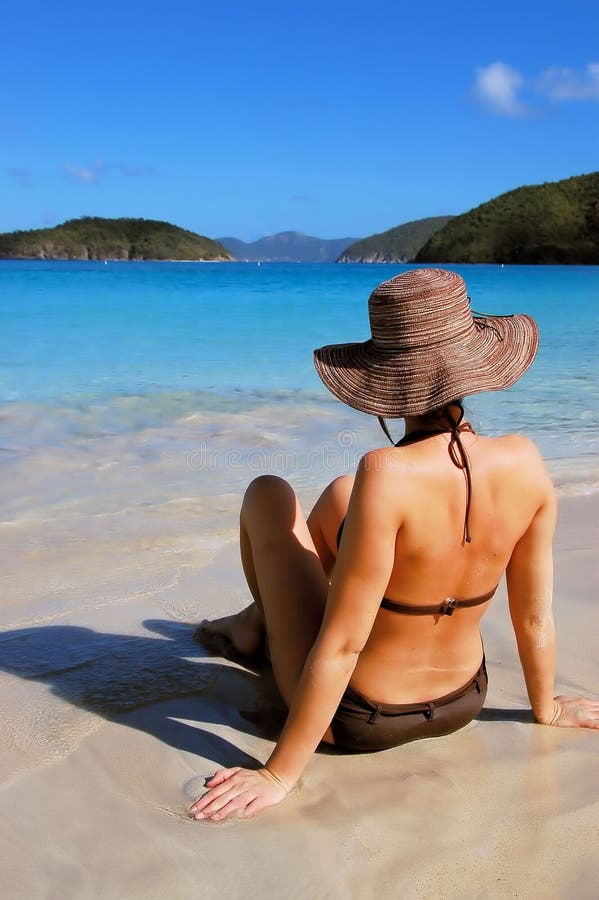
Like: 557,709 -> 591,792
506,466 -> 599,728
266,452 -> 401,781
190,450 -> 401,820
506,474 -> 558,723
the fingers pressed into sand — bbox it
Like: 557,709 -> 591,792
189,776 -> 238,815
192,779 -> 255,820
189,768 -> 288,821
190,790 -> 228,816
204,767 -> 241,788
204,792 -> 258,821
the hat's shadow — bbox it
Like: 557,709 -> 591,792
0,617 -> 288,770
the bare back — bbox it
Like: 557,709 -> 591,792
309,430 -> 554,704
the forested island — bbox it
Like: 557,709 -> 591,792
0,217 -> 232,261
2,171 -> 598,265
416,172 -> 599,264
338,216 -> 453,262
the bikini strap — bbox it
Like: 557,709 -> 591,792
380,587 -> 495,616
447,411 -> 475,544
377,416 -> 395,444
378,411 -> 475,544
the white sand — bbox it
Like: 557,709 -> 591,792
0,494 -> 597,900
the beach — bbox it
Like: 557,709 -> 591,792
0,477 -> 597,899
0,262 -> 597,899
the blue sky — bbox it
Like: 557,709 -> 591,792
2,0 -> 599,240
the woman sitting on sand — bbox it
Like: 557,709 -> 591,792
190,268 -> 598,822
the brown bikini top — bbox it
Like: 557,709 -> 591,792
334,412 -> 492,616
335,518 -> 496,615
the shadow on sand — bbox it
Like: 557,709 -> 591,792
0,617 -> 288,770
0,617 -> 535,771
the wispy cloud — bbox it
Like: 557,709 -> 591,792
291,193 -> 313,203
61,160 -> 156,184
6,167 -> 33,188
62,160 -> 106,184
473,62 -> 527,117
535,62 -> 599,101
473,61 -> 599,116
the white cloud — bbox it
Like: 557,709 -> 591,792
473,62 -> 527,116
473,61 -> 599,116
61,160 -> 156,183
535,62 -> 599,101
62,160 -> 106,184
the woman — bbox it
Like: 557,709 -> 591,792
190,268 -> 598,822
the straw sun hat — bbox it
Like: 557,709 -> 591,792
313,268 -> 539,418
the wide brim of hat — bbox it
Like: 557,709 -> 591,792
313,314 -> 539,418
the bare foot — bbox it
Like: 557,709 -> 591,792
195,603 -> 265,657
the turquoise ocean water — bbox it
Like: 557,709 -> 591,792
1,260 -> 598,502
2,262 -> 598,430
0,260 -> 597,727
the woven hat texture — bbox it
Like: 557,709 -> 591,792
313,268 -> 539,417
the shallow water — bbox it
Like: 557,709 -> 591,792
0,261 -> 598,734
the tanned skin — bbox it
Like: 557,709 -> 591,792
191,409 -> 599,822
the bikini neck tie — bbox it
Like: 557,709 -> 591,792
446,410 -> 474,544
378,412 -> 475,544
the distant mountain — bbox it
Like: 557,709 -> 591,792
338,216 -> 454,263
416,172 -> 599,264
0,217 -> 232,261
218,231 -> 357,262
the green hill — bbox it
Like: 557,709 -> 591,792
0,217 -> 232,261
337,216 -> 454,263
416,172 -> 599,264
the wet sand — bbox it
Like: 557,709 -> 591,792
0,481 -> 597,899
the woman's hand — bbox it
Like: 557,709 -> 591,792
189,767 -> 291,822
541,695 -> 599,728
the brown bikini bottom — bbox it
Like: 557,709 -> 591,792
330,657 -> 487,752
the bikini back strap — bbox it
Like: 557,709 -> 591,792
380,587 -> 496,616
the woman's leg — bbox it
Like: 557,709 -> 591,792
199,475 -> 330,705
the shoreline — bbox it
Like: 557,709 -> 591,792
1,487 -> 597,898
0,255 -> 232,262
1,260 -> 597,896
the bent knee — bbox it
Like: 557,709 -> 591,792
245,473 -> 293,495
242,474 -> 296,513
327,474 -> 355,505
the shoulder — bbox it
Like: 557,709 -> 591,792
488,434 -> 556,516
493,433 -> 542,458
350,448 -> 417,517
493,433 -> 553,479
357,446 -> 411,483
